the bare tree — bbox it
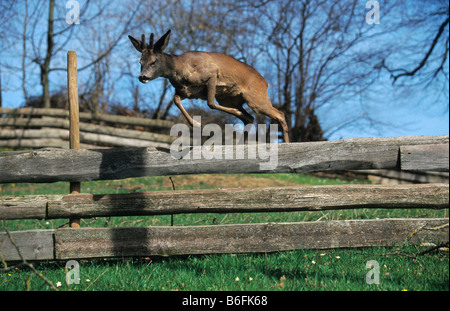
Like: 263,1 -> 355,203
132,0 -> 259,121
0,1 -> 17,42
0,0 -> 18,108
21,0 -> 30,105
28,0 -> 91,108
13,0 -> 144,112
132,0 -> 404,141
243,0 -> 399,141
380,0 -> 449,85
0,65 -> 2,108
3,0 -> 445,141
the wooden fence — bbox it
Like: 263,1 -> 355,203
350,169 -> 449,184
0,51 -> 448,261
0,135 -> 448,261
0,107 -> 175,149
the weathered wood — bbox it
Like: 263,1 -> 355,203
54,218 -> 449,259
0,128 -> 69,139
0,118 -> 175,144
0,128 -> 171,149
78,131 -> 171,148
0,107 -> 71,118
0,229 -> 54,261
68,51 -> 80,151
0,107 -> 174,130
1,184 -> 447,220
0,194 -> 62,219
355,169 -> 449,184
68,51 -> 82,229
401,144 -> 449,172
1,218 -> 447,261
0,135 -> 448,183
0,116 -> 71,128
0,138 -> 99,149
46,184 -> 449,219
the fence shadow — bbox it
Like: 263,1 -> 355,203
99,147 -> 153,258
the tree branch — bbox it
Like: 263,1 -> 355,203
386,16 -> 449,84
49,0 -> 144,73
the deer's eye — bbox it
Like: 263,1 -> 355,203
150,61 -> 156,66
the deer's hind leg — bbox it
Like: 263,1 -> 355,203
216,95 -> 254,125
244,93 -> 290,143
204,76 -> 254,125
217,95 -> 255,144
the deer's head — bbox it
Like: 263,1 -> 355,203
128,29 -> 171,84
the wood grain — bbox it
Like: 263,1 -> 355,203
0,229 -> 54,261
47,184 -> 449,218
1,184 -> 447,220
0,107 -> 174,130
401,144 -> 449,172
0,135 -> 447,183
0,119 -> 174,145
54,218 -> 449,259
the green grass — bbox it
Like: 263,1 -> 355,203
1,174 -> 449,291
2,247 -> 448,291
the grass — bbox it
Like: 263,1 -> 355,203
1,173 -> 449,291
2,247 -> 448,291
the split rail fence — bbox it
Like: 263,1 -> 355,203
0,135 -> 448,261
0,51 -> 448,261
0,107 -> 175,149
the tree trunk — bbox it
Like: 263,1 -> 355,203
0,65 -> 2,108
41,0 -> 55,109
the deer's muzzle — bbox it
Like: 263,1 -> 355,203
139,75 -> 151,84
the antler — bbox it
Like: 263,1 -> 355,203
139,33 -> 155,50
141,34 -> 146,50
149,33 -> 154,49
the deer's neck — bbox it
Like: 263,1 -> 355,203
161,53 -> 182,81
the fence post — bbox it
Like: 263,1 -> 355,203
67,51 -> 81,228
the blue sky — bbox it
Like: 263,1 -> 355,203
1,0 -> 448,141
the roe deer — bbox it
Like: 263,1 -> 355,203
128,30 -> 290,143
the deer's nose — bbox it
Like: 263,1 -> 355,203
139,75 -> 150,83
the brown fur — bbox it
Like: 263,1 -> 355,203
129,30 -> 290,142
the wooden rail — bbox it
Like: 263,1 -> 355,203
0,107 -> 174,130
1,184 -> 448,220
1,218 -> 447,261
351,169 -> 449,184
0,118 -> 175,145
0,120 -> 175,147
1,135 -> 448,261
0,106 -> 176,149
0,135 -> 448,183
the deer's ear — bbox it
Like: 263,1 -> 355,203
128,35 -> 143,53
154,29 -> 171,53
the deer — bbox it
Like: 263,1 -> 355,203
128,30 -> 290,143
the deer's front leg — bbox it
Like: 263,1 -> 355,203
173,95 -> 201,127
